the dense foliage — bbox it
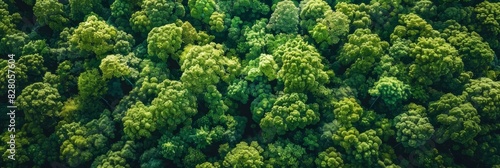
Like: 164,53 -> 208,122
1,0 -> 500,167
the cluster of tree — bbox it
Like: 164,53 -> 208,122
1,0 -> 500,167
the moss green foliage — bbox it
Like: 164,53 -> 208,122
395,103 -> 435,148
473,1 -> 500,49
130,0 -> 185,35
150,80 -> 198,131
335,2 -> 371,30
188,0 -> 217,23
122,102 -> 155,140
243,53 -> 279,81
275,37 -> 330,93
263,140 -> 307,167
70,15 -> 134,58
332,127 -> 383,166
1,32 -> 27,56
226,79 -> 249,104
333,97 -> 363,126
390,13 -> 440,42
92,141 -> 135,168
17,82 -> 63,123
33,0 -> 68,31
477,134 -> 500,165
57,110 -> 115,167
18,54 -> 47,78
0,0 -> 21,38
222,141 -> 264,167
350,129 -> 383,165
310,10 -> 350,46
260,93 -> 320,140
369,76 -> 409,107
147,23 -> 183,61
209,12 -> 225,32
442,21 -> 495,76
463,78 -> 500,122
158,132 -> 187,164
223,0 -> 269,20
1,127 -> 30,166
430,94 -> 481,144
0,62 -> 27,95
338,28 -> 388,98
315,147 -> 344,167
77,69 -> 108,98
339,28 -> 388,76
2,0 -> 500,167
180,43 -> 241,94
240,18 -> 273,60
99,54 -> 131,80
250,93 -> 276,123
139,148 -> 164,167
409,37 -> 464,86
267,0 -> 299,34
299,0 -> 332,31
68,0 -> 101,21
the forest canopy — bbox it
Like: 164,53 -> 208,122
1,0 -> 500,167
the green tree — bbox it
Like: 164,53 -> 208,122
188,0 -> 217,23
310,10 -> 350,46
442,21 -> 495,76
68,0 -> 101,21
179,148 -> 206,168
99,54 -> 131,80
77,69 -> 108,99
150,80 -> 198,131
70,15 -> 134,58
463,78 -> 500,123
338,28 -> 388,98
473,1 -> 500,49
338,28 -> 388,76
130,0 -> 185,35
223,141 -> 264,168
147,23 -> 183,61
394,103 -> 435,148
315,147 -> 344,167
332,128 -> 382,166
267,0 -> 299,34
91,141 -> 135,168
333,97 -> 363,127
241,18 -> 274,59
299,0 -> 332,31
158,132 -> 188,165
57,110 -> 115,167
263,140 -> 307,167
275,37 -> 330,93
335,2 -> 371,30
250,93 -> 276,123
122,102 -> 156,140
33,0 -> 68,31
18,54 -> 47,79
226,79 -> 249,104
408,37 -> 463,86
209,12 -> 225,32
224,0 -> 269,20
369,76 -> 409,107
430,94 -> 481,144
1,32 -> 28,56
390,13 -> 439,43
260,93 -> 320,139
180,43 -> 241,94
0,0 -> 21,38
17,82 -> 63,124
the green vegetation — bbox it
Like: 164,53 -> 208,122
1,0 -> 500,167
